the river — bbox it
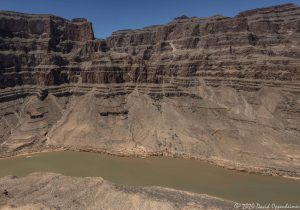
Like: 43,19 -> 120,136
0,151 -> 299,204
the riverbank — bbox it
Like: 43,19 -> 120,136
0,172 -> 234,210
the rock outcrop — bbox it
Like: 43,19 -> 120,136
0,4 -> 300,177
0,173 -> 233,210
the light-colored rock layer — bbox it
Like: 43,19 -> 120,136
0,173 -> 233,210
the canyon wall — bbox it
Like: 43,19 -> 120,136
0,4 -> 299,177
1,4 -> 300,87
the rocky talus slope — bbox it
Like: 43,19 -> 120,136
0,4 -> 299,177
0,173 -> 233,210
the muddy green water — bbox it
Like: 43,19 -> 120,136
0,151 -> 299,204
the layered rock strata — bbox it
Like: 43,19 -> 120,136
0,4 -> 300,177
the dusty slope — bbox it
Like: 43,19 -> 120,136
1,82 -> 299,177
46,84 -> 300,177
0,173 -> 233,210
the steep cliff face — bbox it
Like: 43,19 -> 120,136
107,3 -> 300,84
0,4 -> 299,177
0,11 -> 95,87
1,4 -> 300,87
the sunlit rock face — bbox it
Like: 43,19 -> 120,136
1,4 -> 300,87
0,4 -> 300,177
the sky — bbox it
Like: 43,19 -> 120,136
1,0 -> 300,39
